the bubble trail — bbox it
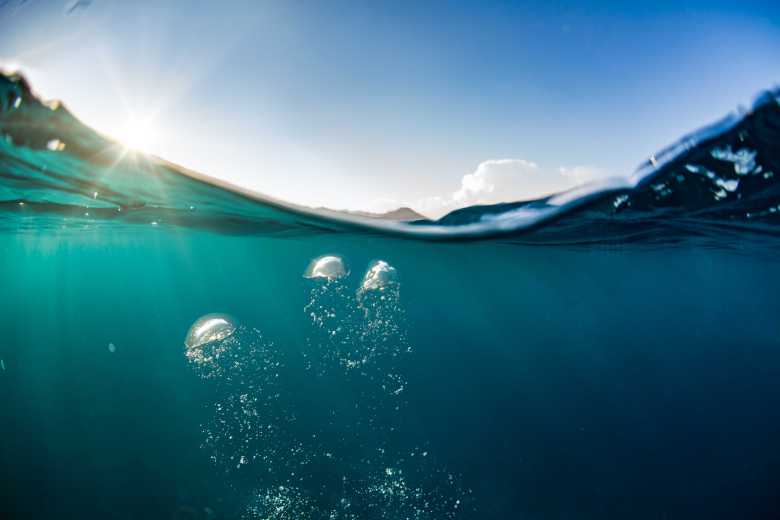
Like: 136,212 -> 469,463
184,261 -> 474,519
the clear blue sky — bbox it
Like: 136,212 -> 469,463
1,0 -> 779,216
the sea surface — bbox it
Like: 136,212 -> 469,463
1,72 -> 780,519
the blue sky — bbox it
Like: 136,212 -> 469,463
1,0 -> 779,216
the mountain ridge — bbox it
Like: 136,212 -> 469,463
316,206 -> 428,222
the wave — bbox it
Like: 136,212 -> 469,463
1,71 -> 779,244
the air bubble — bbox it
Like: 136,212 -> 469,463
360,260 -> 398,292
185,314 -> 236,351
304,255 -> 347,280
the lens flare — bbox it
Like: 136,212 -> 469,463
114,115 -> 158,153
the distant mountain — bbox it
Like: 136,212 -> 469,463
317,207 -> 429,222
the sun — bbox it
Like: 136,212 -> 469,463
114,115 -> 158,154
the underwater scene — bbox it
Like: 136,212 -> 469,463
2,71 -> 780,520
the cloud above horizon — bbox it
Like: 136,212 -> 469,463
411,159 -> 610,218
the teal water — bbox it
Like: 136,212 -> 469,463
2,72 -> 780,519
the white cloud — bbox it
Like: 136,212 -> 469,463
414,159 -> 609,218
558,165 -> 608,185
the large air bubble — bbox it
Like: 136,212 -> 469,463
304,255 -> 347,280
360,260 -> 398,292
185,314 -> 236,349
184,314 -> 236,371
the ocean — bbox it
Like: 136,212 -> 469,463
2,71 -> 780,519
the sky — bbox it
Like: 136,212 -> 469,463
1,0 -> 779,217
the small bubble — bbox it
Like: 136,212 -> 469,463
107,343 -> 116,353
46,139 -> 65,151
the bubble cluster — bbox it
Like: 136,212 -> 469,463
241,486 -> 319,520
305,258 -> 408,379
185,322 -> 301,483
303,272 -> 359,374
185,257 -> 473,519
241,463 -> 473,520
358,463 -> 474,520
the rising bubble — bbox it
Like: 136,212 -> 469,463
304,255 -> 347,280
185,314 -> 237,349
184,314 -> 237,370
360,260 -> 398,292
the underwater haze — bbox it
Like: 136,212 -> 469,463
2,72 -> 780,519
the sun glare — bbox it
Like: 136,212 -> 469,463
115,115 -> 158,153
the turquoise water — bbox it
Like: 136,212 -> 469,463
2,72 -> 780,519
